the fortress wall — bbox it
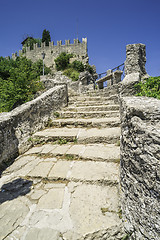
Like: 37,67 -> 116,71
17,38 -> 88,68
120,96 -> 160,239
0,85 -> 68,169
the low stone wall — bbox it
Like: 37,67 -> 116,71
120,96 -> 160,239
0,85 -> 68,169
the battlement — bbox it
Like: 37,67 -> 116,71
13,38 -> 88,68
18,38 -> 87,54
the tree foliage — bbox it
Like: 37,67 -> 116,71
22,38 -> 42,50
54,52 -> 94,81
42,29 -> 51,46
54,52 -> 73,71
0,57 -> 51,112
135,76 -> 160,99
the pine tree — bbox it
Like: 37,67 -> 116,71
42,29 -> 51,46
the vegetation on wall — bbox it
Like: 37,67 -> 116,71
0,57 -> 51,112
54,52 -> 93,81
54,52 -> 73,71
135,76 -> 160,99
22,37 -> 42,50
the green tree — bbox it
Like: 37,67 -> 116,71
70,60 -> 84,72
42,29 -> 51,46
0,57 -> 51,112
54,52 -> 73,71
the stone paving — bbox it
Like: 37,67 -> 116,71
0,89 -> 124,240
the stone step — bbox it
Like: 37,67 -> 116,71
77,127 -> 120,144
50,117 -> 120,128
64,105 -> 119,112
59,110 -> 120,118
81,89 -> 118,97
24,143 -> 120,162
33,127 -> 120,144
69,100 -> 115,107
27,159 -> 119,185
69,94 -> 118,103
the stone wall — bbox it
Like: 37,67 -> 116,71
0,85 -> 68,170
13,38 -> 88,69
120,96 -> 160,239
125,43 -> 147,77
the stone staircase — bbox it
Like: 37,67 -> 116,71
0,88 -> 125,240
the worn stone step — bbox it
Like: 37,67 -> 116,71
50,117 -> 120,128
59,110 -> 120,118
64,105 -> 119,112
69,100 -> 115,107
6,146 -> 119,184
24,143 -> 120,162
28,159 -> 119,185
69,94 -> 118,103
82,89 -> 118,97
77,127 -> 120,144
33,127 -> 120,144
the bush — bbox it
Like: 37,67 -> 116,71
54,52 -> 73,71
0,57 -> 51,112
85,64 -> 94,74
70,60 -> 84,72
135,76 -> 160,99
63,68 -> 79,81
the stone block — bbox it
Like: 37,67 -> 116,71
37,187 -> 65,209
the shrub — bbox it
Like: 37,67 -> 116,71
63,68 -> 79,81
54,52 -> 73,71
0,57 -> 51,112
135,76 -> 160,99
70,60 -> 84,72
85,63 -> 94,74
70,70 -> 80,81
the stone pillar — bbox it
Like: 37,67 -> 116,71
113,70 -> 123,84
65,40 -> 70,45
74,39 -> 79,44
125,43 -> 147,77
49,41 -> 54,48
107,69 -> 112,86
57,40 -> 62,46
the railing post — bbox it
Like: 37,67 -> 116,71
106,69 -> 112,86
113,70 -> 123,84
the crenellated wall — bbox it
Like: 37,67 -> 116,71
12,38 -> 88,68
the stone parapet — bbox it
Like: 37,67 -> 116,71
125,43 -> 147,77
120,96 -> 160,239
0,85 -> 68,169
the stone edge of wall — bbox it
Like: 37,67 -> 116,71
119,89 -> 160,239
0,84 -> 68,169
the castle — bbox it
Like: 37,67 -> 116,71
12,38 -> 88,69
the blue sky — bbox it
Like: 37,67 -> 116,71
0,0 -> 160,76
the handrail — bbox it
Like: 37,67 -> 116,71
97,63 -> 124,79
